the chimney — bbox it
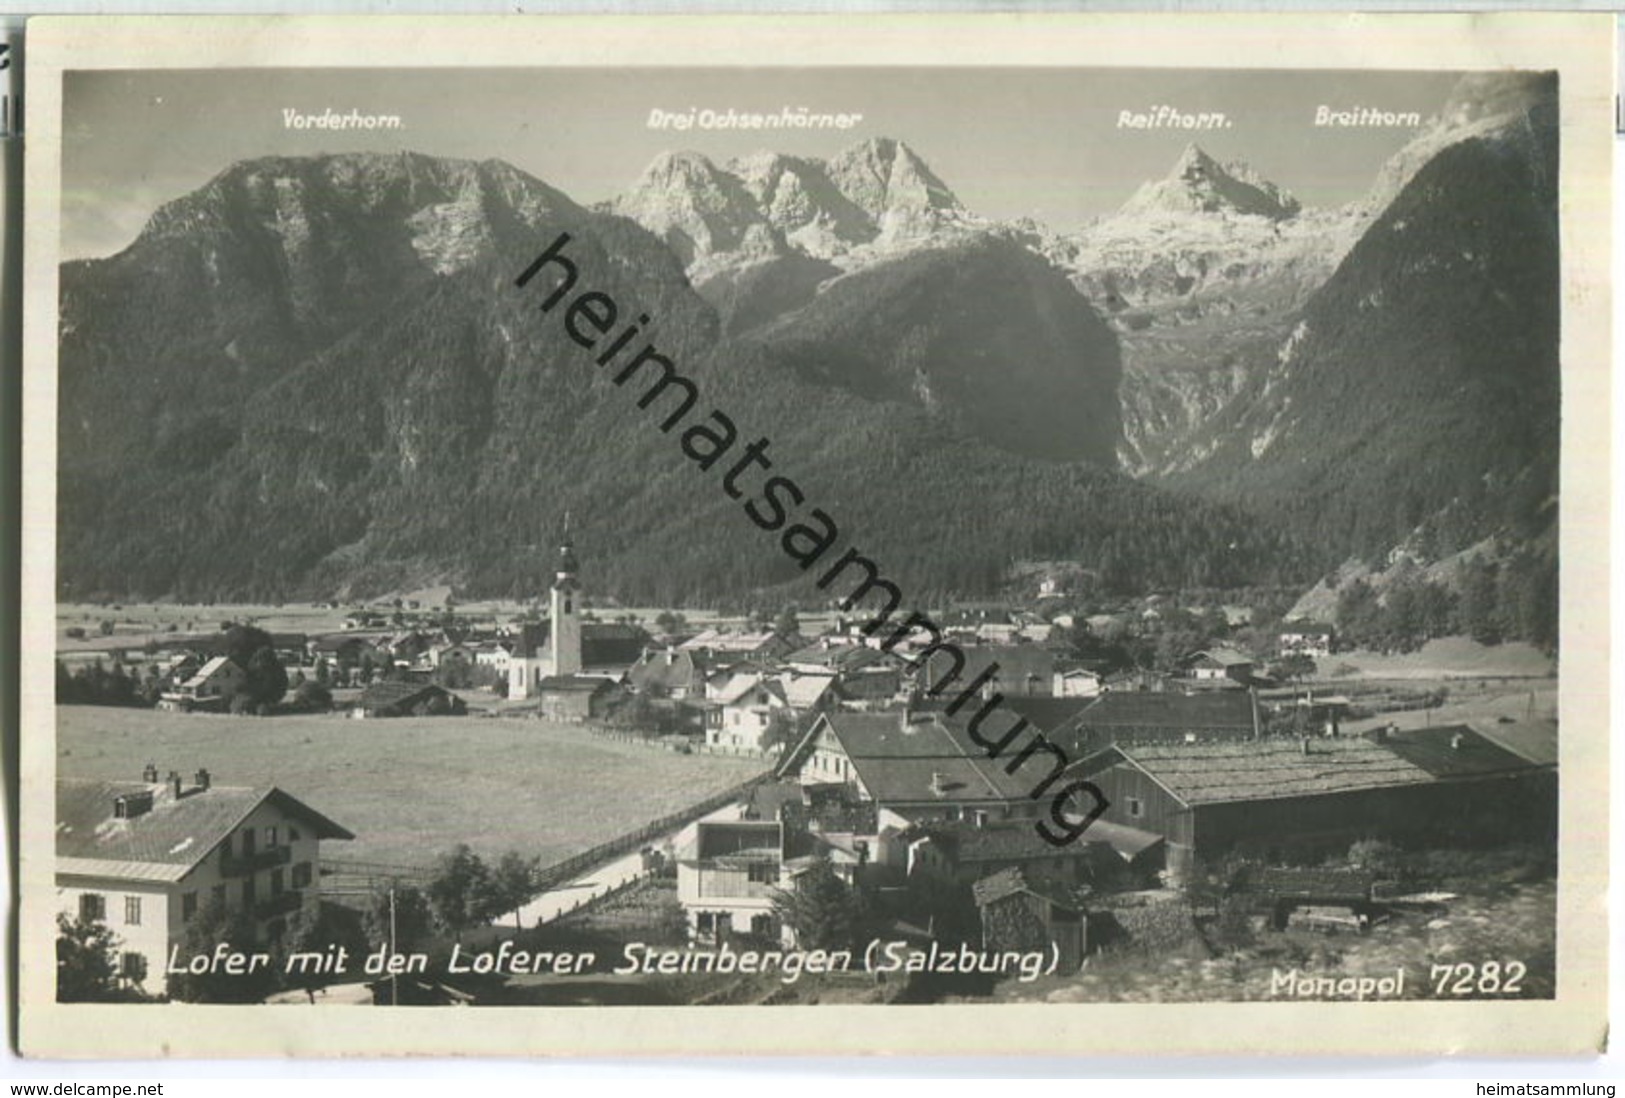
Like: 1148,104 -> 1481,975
194,767 -> 211,791
931,771 -> 948,796
141,762 -> 159,783
1300,735 -> 1311,756
1450,733 -> 1465,751
166,770 -> 182,798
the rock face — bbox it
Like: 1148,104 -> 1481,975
63,150 -> 1244,604
1163,72 -> 1560,565
54,70 -> 1559,601
1118,144 -> 1301,221
610,151 -> 779,268
611,137 -> 975,275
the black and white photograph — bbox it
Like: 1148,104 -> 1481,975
17,13 -> 1611,1059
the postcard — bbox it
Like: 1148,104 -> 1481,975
17,13 -> 1612,1057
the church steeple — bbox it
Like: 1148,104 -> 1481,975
549,516 -> 583,676
553,511 -> 580,591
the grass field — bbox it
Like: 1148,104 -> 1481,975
56,706 -> 767,869
1322,637 -> 1555,681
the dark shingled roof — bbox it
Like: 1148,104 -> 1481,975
355,681 -> 455,710
1381,725 -> 1546,780
970,867 -> 1081,911
536,675 -> 614,693
1102,739 -> 1435,807
57,779 -> 353,877
784,712 -> 1035,804
999,696 -> 1097,734
1253,866 -> 1375,899
1072,690 -> 1255,732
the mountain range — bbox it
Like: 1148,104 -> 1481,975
56,72 -> 1559,612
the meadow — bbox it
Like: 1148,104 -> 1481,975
56,706 -> 767,869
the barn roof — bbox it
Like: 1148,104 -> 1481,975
970,867 -> 1080,911
536,675 -> 614,693
1382,725 -> 1547,780
1188,648 -> 1254,668
784,643 -> 885,672
1105,739 -> 1436,807
355,681 -> 451,709
1071,690 -> 1255,731
999,696 -> 1097,734
57,779 -> 353,879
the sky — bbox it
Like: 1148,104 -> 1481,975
60,66 -> 1468,260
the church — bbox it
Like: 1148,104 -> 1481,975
507,530 -> 650,719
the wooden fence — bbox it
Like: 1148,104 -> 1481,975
527,769 -> 774,895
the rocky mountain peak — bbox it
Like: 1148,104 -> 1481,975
1119,144 -> 1300,221
825,137 -> 964,228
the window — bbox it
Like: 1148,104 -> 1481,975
120,952 -> 147,983
289,826 -> 302,842
746,863 -> 776,885
78,893 -> 106,922
265,826 -> 279,848
123,895 -> 142,925
182,891 -> 198,921
292,862 -> 313,889
270,868 -> 285,896
1128,797 -> 1144,819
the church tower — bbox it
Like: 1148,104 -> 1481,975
549,526 -> 583,677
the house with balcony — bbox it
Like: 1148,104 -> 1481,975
676,819 -> 789,944
55,766 -> 354,998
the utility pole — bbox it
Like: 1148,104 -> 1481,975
389,881 -> 398,1007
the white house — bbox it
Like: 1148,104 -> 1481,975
56,767 -> 354,998
1053,666 -> 1103,698
156,655 -> 247,712
1184,648 -> 1255,683
676,819 -> 787,944
711,676 -> 790,751
1278,623 -> 1335,660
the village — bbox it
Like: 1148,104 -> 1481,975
53,532 -> 1558,1006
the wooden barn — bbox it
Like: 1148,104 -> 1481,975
972,867 -> 1086,973
1075,726 -> 1555,885
351,681 -> 467,719
1005,689 -> 1259,757
535,675 -> 617,722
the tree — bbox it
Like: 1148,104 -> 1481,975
760,708 -> 803,757
1460,559 -> 1504,646
364,882 -> 434,956
488,851 -> 541,932
426,844 -> 498,941
770,856 -> 864,950
774,604 -> 801,638
219,624 -> 289,706
167,898 -> 279,1003
283,903 -> 368,1000
56,912 -> 124,1002
245,646 -> 290,708
1268,654 -> 1317,683
292,680 -> 333,712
